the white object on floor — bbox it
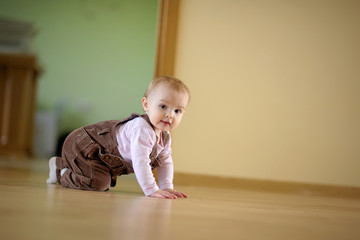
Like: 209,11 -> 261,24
46,157 -> 57,184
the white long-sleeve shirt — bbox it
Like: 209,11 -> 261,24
115,117 -> 174,196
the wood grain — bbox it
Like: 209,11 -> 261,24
0,159 -> 359,240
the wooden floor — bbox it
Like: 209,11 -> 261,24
0,158 -> 360,240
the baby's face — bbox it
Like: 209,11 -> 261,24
142,83 -> 189,135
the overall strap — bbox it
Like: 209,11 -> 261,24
141,114 -> 170,168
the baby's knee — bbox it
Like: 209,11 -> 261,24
91,173 -> 111,191
88,161 -> 112,191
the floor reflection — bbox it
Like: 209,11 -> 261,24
46,183 -> 57,211
111,197 -> 172,240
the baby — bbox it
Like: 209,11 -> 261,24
47,76 -> 190,199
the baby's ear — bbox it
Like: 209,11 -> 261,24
141,97 -> 149,111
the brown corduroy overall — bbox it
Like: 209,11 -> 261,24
55,113 -> 169,191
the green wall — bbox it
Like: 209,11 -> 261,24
0,0 -> 159,134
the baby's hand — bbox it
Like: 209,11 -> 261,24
164,188 -> 189,198
149,188 -> 189,199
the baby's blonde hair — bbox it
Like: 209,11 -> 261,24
144,76 -> 190,100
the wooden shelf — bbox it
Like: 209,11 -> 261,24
0,53 -> 40,157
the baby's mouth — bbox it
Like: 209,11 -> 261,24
161,120 -> 171,126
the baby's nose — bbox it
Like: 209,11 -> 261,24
167,110 -> 174,118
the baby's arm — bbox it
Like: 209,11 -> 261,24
150,137 -> 189,199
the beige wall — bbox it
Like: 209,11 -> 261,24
172,0 -> 360,187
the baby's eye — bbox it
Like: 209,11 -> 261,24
159,104 -> 167,109
175,109 -> 183,114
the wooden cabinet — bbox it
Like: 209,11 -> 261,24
0,53 -> 40,157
